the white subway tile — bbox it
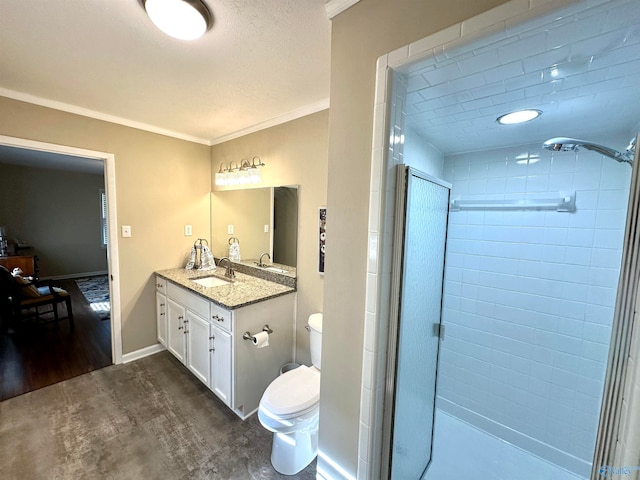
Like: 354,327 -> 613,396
462,0 -> 529,37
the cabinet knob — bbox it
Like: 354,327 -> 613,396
160,303 -> 165,307
209,348 -> 215,352
209,335 -> 215,340
160,312 -> 165,316
178,316 -> 184,320
178,326 -> 183,330
184,330 -> 188,334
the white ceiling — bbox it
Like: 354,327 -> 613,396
0,0 -> 332,145
404,0 -> 640,155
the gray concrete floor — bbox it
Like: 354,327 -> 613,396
0,351 -> 317,479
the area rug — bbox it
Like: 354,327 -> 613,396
75,275 -> 110,321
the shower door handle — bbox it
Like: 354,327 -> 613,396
432,323 -> 445,340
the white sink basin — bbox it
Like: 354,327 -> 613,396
191,276 -> 231,288
265,267 -> 288,274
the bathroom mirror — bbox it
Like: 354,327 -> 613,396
211,186 -> 298,270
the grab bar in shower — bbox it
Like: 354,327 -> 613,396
450,192 -> 576,212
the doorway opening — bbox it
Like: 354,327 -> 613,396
0,135 -> 122,400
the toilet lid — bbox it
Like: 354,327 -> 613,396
261,365 -> 320,416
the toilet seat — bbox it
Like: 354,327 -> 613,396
260,365 -> 320,418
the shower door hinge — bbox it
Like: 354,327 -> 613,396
432,323 -> 445,340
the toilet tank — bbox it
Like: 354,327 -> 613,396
308,313 -> 323,370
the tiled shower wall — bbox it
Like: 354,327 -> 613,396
438,134 -> 632,475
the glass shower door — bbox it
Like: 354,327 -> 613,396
388,166 -> 451,479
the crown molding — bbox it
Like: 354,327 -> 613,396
1,88 -> 330,148
209,98 -> 330,146
0,88 -> 211,145
325,0 -> 361,19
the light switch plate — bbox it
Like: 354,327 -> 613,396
227,224 -> 234,234
264,224 -> 269,233
122,225 -> 132,238
185,225 -> 192,236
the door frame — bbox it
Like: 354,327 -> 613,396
0,134 -> 123,364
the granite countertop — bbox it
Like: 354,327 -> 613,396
156,268 -> 295,310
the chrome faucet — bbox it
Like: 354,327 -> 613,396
257,252 -> 271,268
218,257 -> 235,279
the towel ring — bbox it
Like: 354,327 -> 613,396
228,237 -> 239,245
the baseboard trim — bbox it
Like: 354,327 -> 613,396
46,270 -> 109,280
122,343 -> 166,364
317,450 -> 357,480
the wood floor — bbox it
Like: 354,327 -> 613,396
0,278 -> 112,401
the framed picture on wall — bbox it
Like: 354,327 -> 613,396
319,207 -> 326,275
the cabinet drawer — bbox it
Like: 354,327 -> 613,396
167,282 -> 210,319
210,302 -> 232,333
156,276 -> 167,294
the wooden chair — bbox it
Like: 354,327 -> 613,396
0,266 -> 74,332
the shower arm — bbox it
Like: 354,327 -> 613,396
580,143 -> 633,164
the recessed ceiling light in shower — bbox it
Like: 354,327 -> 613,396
496,109 -> 542,125
143,0 -> 212,41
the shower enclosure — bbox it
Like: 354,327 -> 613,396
365,0 -> 640,478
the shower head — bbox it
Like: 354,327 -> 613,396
542,137 -> 634,165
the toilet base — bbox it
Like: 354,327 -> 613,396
270,428 -> 318,475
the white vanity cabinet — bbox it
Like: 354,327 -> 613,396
156,274 -> 295,419
167,297 -> 187,363
156,277 -> 167,346
209,323 -> 232,405
186,310 -> 213,386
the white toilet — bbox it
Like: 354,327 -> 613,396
258,313 -> 323,475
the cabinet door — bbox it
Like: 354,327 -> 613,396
186,311 -> 211,387
210,323 -> 232,407
156,292 -> 167,346
167,298 -> 187,364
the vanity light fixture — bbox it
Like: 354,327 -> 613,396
143,0 -> 212,41
496,109 -> 542,125
215,156 -> 265,186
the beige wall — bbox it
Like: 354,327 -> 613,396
211,110 -> 329,365
0,163 -> 107,277
0,96 -> 211,355
321,0 -> 510,477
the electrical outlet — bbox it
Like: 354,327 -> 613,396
227,224 -> 234,234
264,224 -> 269,233
122,225 -> 132,238
185,225 -> 192,236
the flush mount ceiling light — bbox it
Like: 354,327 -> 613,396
143,0 -> 212,40
496,109 -> 542,125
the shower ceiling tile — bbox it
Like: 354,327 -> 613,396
522,45 -> 573,73
404,0 -> 640,155
406,74 -> 429,93
498,32 -> 548,64
484,60 -> 526,84
457,49 -> 502,76
422,62 -> 464,86
440,91 -> 474,107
